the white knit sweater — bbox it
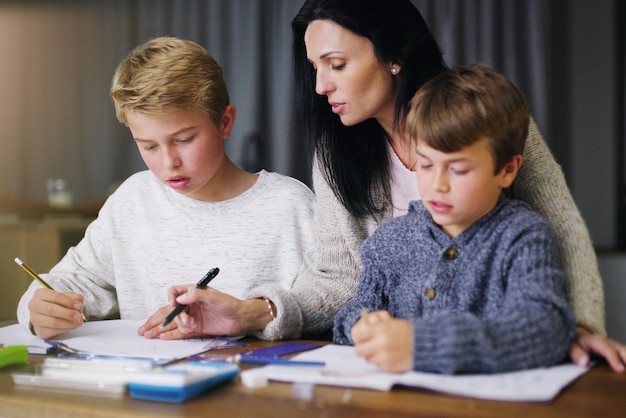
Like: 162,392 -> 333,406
18,170 -> 315,328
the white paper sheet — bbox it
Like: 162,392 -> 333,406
0,320 -> 225,361
0,324 -> 50,354
241,344 -> 591,402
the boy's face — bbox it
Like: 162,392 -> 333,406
415,137 -> 521,238
126,107 -> 235,201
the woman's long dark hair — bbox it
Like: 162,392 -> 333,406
292,0 -> 447,218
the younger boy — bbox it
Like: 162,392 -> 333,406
333,64 -> 575,374
17,37 -> 314,340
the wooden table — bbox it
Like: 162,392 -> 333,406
1,337 -> 625,418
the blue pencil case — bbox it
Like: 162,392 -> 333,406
128,361 -> 239,403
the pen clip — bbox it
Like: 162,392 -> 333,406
44,340 -> 85,355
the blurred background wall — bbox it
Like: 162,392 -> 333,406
0,0 -> 622,248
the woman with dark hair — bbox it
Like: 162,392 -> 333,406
157,0 -> 625,373
291,0 -> 447,220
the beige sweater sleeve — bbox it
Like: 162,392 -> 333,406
514,119 -> 606,335
250,158 -> 385,339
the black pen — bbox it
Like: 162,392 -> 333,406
162,267 -> 220,327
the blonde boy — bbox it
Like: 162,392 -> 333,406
18,37 -> 314,339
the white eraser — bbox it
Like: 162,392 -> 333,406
241,371 -> 268,389
291,382 -> 315,401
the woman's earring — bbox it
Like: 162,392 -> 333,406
391,66 -> 400,75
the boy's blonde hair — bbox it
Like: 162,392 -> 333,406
407,64 -> 529,173
110,36 -> 229,126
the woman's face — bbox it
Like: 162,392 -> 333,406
304,19 -> 399,129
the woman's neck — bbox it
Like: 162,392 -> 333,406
378,111 -> 416,171
387,130 -> 416,171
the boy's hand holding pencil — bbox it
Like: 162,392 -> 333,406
352,308 -> 414,373
15,257 -> 86,339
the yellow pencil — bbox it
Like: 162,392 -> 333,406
14,257 -> 53,289
14,257 -> 87,321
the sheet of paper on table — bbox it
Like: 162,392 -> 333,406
241,344 -> 590,402
0,324 -> 50,354
0,319 -> 238,361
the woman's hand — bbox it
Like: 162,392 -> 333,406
28,288 -> 84,339
570,326 -> 626,373
140,284 -> 275,340
168,286 -> 245,338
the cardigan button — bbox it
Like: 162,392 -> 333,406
425,288 -> 436,300
445,247 -> 458,260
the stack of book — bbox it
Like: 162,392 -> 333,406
11,355 -> 239,403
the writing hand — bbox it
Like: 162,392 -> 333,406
28,288 -> 84,339
351,310 -> 413,373
159,285 -> 251,339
